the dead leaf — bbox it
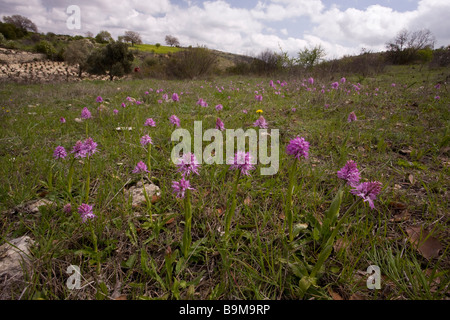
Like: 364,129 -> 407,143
389,210 -> 411,222
408,174 -> 415,185
333,238 -> 350,253
327,287 -> 343,300
151,195 -> 161,203
349,293 -> 365,300
38,191 -> 49,198
388,201 -> 407,210
406,226 -> 443,260
244,197 -> 252,207
114,295 -> 127,300
165,217 -> 175,225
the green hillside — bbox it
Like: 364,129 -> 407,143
133,43 -> 182,54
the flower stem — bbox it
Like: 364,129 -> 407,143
147,144 -> 152,181
182,188 -> 192,258
84,156 -> 90,203
309,196 -> 363,278
90,222 -> 101,274
48,163 -> 55,192
285,160 -> 297,242
141,176 -> 152,223
67,158 -> 75,195
224,169 -> 240,239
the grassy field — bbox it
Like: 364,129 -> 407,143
133,43 -> 182,54
0,65 -> 448,300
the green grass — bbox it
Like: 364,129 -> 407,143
133,44 -> 182,54
0,65 -> 449,300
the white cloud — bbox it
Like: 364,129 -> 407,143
251,0 -> 325,21
311,5 -> 417,49
0,0 -> 449,59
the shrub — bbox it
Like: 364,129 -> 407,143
144,56 -> 157,67
94,30 -> 113,44
64,39 -> 94,77
226,62 -> 252,75
297,45 -> 326,70
86,41 -> 134,80
165,46 -> 217,79
251,49 -> 281,75
317,50 -> 386,77
34,40 -> 56,59
429,46 -> 450,68
385,29 -> 435,65
3,40 -> 18,49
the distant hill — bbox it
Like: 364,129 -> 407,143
209,49 -> 255,70
131,44 -> 255,71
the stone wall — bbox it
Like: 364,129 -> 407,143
0,48 -> 119,83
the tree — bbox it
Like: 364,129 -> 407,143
64,39 -> 94,78
86,41 -> 134,80
0,22 -> 24,39
297,45 -> 326,69
123,30 -> 142,46
94,30 -> 113,44
386,28 -> 435,64
3,15 -> 37,33
85,31 -> 94,38
165,35 -> 180,47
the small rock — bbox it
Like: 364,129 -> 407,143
0,236 -> 35,279
125,183 -> 161,208
26,199 -> 55,214
115,127 -> 133,131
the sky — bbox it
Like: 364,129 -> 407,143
1,0 -> 449,59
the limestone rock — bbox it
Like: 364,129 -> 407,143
125,182 -> 161,208
0,236 -> 35,279
6,199 -> 56,217
25,199 -> 55,214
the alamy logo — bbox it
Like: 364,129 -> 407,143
66,265 -> 81,290
66,5 -> 81,30
366,265 -> 381,290
171,121 -> 280,176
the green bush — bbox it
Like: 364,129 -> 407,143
4,40 -> 18,49
430,46 -> 450,68
226,62 -> 252,75
144,56 -> 157,67
86,41 -> 134,80
35,40 -> 56,58
0,22 -> 25,40
165,46 -> 217,79
250,49 -> 281,75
